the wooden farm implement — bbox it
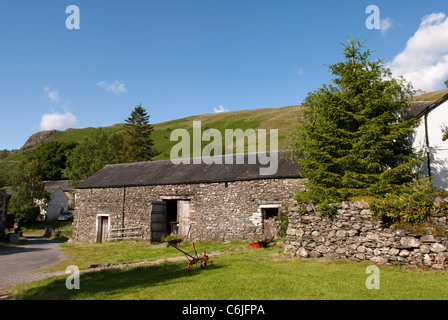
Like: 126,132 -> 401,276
166,237 -> 210,271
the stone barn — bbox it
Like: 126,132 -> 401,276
0,190 -> 11,240
74,152 -> 304,243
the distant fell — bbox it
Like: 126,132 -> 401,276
21,130 -> 60,150
5,87 -> 448,171
2,105 -> 301,170
413,89 -> 448,102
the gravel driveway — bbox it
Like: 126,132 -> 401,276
0,235 -> 66,291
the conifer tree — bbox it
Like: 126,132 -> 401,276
124,104 -> 155,162
289,37 -> 420,203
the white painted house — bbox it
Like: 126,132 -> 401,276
37,181 -> 74,220
412,94 -> 448,190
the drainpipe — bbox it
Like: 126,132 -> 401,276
424,113 -> 432,180
121,186 -> 126,238
75,193 -> 79,241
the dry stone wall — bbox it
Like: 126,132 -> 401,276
285,200 -> 448,269
74,178 -> 305,242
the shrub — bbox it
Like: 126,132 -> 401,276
368,179 -> 442,224
275,205 -> 289,237
317,199 -> 338,219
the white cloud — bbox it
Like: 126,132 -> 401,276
388,12 -> 448,92
213,105 -> 229,113
40,111 -> 78,130
44,87 -> 60,103
380,17 -> 394,36
97,80 -> 127,94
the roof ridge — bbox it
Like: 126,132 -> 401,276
104,150 -> 286,167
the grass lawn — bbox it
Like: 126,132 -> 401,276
34,240 -> 248,273
7,243 -> 448,300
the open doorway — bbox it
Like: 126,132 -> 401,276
261,206 -> 279,239
151,199 -> 191,242
165,200 -> 179,235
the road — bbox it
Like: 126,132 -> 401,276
0,235 -> 66,291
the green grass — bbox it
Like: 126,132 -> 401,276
413,89 -> 448,101
7,245 -> 448,300
34,240 -> 248,273
20,220 -> 73,241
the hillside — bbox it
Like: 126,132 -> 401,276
0,105 -> 302,171
412,88 -> 448,102
2,88 -> 447,173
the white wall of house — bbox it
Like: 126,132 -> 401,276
46,188 -> 69,220
413,99 -> 448,190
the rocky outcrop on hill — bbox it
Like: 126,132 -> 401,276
20,130 -> 60,150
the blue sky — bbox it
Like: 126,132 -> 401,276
1,0 -> 447,150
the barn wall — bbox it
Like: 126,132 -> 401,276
74,178 -> 305,242
0,192 -> 9,240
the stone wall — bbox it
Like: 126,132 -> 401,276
285,200 -> 448,269
74,178 -> 305,242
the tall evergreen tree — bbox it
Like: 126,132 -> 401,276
289,37 -> 420,203
124,104 -> 155,162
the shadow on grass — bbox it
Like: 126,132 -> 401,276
12,261 -> 225,300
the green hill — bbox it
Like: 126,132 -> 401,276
2,87 -> 446,174
413,89 -> 448,102
0,105 -> 302,172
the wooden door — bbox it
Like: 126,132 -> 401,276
98,216 -> 109,243
151,202 -> 167,242
178,200 -> 191,239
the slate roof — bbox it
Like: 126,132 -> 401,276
76,151 -> 301,189
407,94 -> 448,119
44,180 -> 74,194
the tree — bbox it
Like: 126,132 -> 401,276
63,129 -> 126,183
445,79 -> 448,88
124,104 -> 155,162
0,149 -> 10,160
29,141 -> 77,181
0,167 -> 10,188
8,159 -> 49,225
289,37 -> 420,204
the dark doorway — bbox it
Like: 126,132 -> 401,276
165,199 -> 191,238
262,208 -> 279,239
151,199 -> 191,242
166,200 -> 178,235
